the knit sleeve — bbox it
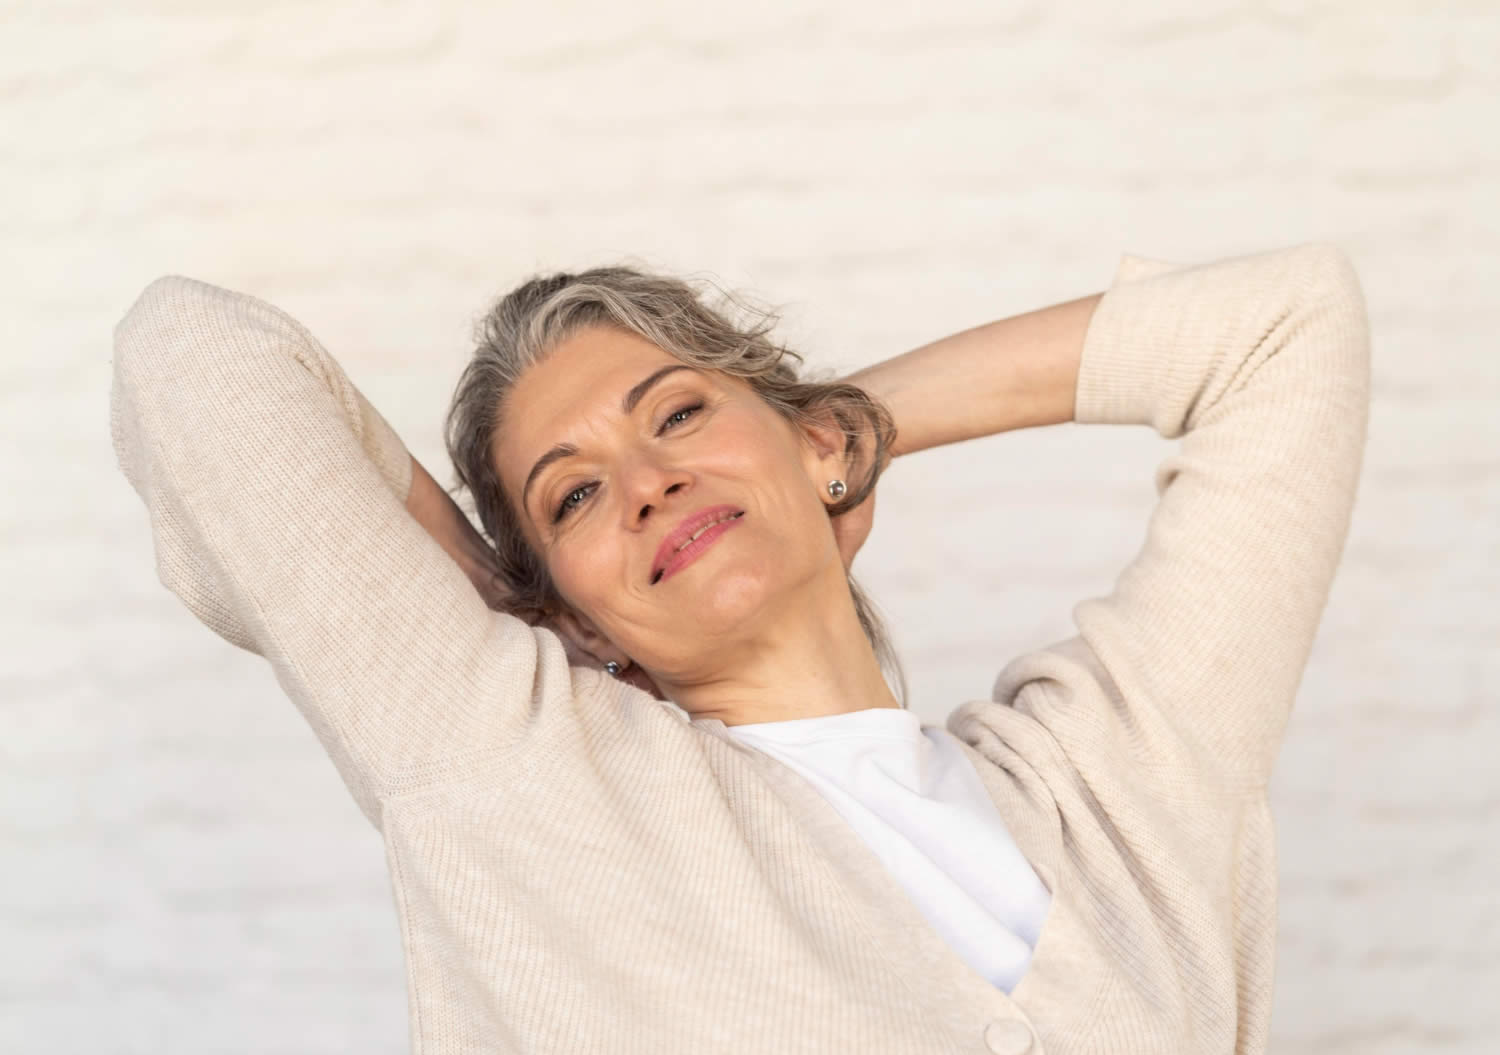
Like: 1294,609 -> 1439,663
997,243 -> 1371,792
109,275 -> 583,828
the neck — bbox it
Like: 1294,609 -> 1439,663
659,561 -> 902,726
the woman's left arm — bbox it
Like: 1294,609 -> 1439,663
843,290 -> 1104,452
846,244 -> 1371,792
832,289 -> 1101,570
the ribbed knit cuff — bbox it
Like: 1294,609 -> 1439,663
1072,252 -> 1186,428
351,382 -> 414,505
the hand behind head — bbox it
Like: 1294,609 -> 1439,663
530,610 -> 667,700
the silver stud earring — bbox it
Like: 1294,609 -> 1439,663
604,661 -> 621,676
827,479 -> 846,499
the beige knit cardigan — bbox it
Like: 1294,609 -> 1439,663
109,242 -> 1370,1054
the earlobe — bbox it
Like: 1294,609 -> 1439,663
548,606 -> 630,671
798,415 -> 849,492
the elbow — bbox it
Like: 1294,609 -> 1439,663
117,275 -> 193,335
1291,242 -> 1372,384
1299,242 -> 1370,341
1301,242 -> 1366,315
113,275 -> 192,374
113,274 -> 229,386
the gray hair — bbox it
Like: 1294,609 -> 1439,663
443,263 -> 908,708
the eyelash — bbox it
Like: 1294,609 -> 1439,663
552,401 -> 705,523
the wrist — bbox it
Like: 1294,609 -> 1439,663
407,457 -> 502,581
843,367 -> 920,460
845,291 -> 1099,455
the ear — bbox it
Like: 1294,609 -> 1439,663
796,406 -> 850,492
545,605 -> 632,672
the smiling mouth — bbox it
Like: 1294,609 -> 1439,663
652,511 -> 744,584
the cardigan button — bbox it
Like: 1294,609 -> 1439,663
984,1018 -> 1035,1054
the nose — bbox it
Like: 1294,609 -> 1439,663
622,455 -> 691,527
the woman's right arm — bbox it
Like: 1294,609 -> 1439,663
405,453 -> 515,613
109,276 -> 580,828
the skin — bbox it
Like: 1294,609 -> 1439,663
490,324 -> 900,726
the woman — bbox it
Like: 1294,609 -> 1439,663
110,242 -> 1370,1054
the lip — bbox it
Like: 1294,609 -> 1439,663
652,504 -> 744,584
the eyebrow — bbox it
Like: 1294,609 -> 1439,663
521,363 -> 698,518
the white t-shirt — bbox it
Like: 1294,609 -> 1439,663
724,706 -> 1052,994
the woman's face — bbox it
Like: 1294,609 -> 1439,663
491,324 -> 847,683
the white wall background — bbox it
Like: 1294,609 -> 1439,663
4,1 -> 1496,1052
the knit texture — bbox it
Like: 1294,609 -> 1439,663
109,242 -> 1370,1054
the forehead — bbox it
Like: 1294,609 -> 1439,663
493,326 -> 693,495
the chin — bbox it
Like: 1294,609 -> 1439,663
675,564 -> 777,628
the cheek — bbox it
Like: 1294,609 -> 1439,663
552,536 -> 626,607
728,425 -> 812,506
716,416 -> 794,476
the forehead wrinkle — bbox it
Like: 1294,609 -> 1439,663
519,362 -> 699,517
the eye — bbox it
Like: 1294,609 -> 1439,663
551,400 -> 705,524
661,401 -> 703,431
553,482 -> 595,523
